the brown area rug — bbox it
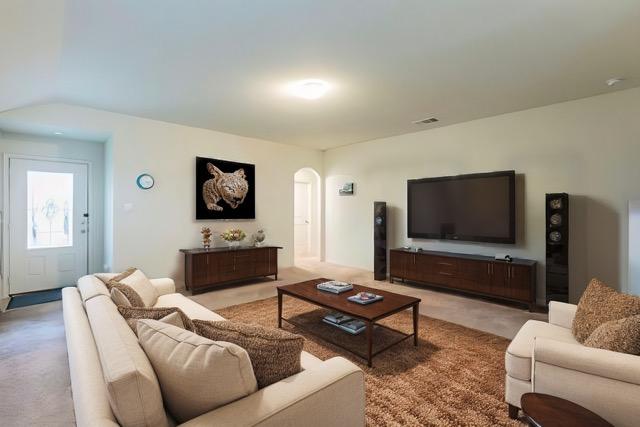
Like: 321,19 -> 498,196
216,296 -> 522,427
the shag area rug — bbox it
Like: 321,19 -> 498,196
216,296 -> 522,427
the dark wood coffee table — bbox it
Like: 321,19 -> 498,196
521,393 -> 613,427
277,278 -> 421,367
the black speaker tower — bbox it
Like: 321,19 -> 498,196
545,193 -> 569,304
374,202 -> 387,281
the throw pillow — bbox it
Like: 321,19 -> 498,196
110,269 -> 159,307
193,320 -> 304,388
584,315 -> 640,355
137,319 -> 257,423
110,287 -> 132,307
572,278 -> 640,343
95,267 -> 136,286
157,312 -> 188,330
110,283 -> 145,308
118,306 -> 195,333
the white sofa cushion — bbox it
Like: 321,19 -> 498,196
154,293 -> 226,321
85,296 -> 168,427
506,320 -> 578,381
137,319 -> 257,423
77,275 -> 110,303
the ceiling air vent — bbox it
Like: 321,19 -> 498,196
412,117 -> 439,125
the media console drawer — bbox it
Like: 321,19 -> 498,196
390,249 -> 536,311
180,246 -> 282,294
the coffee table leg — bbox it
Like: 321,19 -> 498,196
413,303 -> 419,346
277,291 -> 283,328
367,321 -> 373,367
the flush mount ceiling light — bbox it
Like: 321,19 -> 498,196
287,79 -> 330,100
54,131 -> 64,135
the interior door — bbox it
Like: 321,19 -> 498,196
294,181 -> 311,257
8,158 -> 89,294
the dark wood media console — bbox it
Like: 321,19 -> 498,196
180,246 -> 282,294
390,249 -> 537,311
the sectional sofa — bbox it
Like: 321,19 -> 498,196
63,274 -> 365,426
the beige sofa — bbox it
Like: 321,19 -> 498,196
505,301 -> 640,426
63,275 -> 365,427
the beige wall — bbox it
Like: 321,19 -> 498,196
0,104 -> 323,288
324,87 -> 640,303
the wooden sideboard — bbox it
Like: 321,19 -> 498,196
180,246 -> 282,294
390,249 -> 537,311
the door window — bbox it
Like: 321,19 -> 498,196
26,171 -> 74,249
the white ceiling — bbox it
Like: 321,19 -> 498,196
1,0 -> 639,149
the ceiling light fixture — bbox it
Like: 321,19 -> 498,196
287,79 -> 330,100
606,77 -> 625,87
54,131 -> 64,135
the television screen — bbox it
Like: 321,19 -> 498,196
407,171 -> 515,243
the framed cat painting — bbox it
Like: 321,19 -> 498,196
195,156 -> 256,220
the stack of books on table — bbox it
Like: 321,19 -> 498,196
347,292 -> 384,305
322,311 -> 367,335
316,281 -> 353,294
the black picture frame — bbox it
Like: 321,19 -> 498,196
195,156 -> 255,220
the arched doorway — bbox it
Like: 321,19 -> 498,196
294,168 -> 321,264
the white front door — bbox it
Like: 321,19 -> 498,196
294,181 -> 311,257
8,158 -> 89,294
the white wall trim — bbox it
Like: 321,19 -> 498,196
1,153 -> 95,299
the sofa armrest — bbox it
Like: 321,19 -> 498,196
149,278 -> 176,295
178,357 -> 365,427
548,301 -> 577,329
533,337 -> 640,385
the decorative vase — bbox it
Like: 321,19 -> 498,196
254,229 -> 266,247
228,240 -> 241,248
201,227 -> 212,249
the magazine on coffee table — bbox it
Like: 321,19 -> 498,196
323,311 -> 353,325
322,318 -> 367,335
348,292 -> 384,305
317,281 -> 353,294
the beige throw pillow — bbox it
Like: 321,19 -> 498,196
111,269 -> 159,307
157,312 -> 187,329
572,278 -> 640,343
584,315 -> 640,355
137,319 -> 257,423
95,267 -> 136,286
110,287 -> 132,307
193,320 -> 304,388
118,306 -> 195,333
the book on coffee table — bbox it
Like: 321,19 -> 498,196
322,318 -> 367,335
323,312 -> 353,325
317,281 -> 353,294
348,292 -> 384,305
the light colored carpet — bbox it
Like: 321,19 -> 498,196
215,296 -> 523,426
0,300 -> 75,426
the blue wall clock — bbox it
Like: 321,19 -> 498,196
136,173 -> 155,190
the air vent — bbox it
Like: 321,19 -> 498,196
412,117 -> 439,125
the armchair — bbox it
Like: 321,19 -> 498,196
506,301 -> 640,427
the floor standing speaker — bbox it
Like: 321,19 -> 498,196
374,202 -> 387,281
546,193 -> 569,304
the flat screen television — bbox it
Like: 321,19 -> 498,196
407,170 -> 515,244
